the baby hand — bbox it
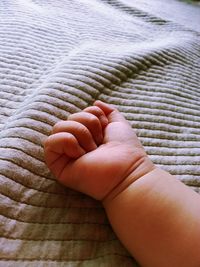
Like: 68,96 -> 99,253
44,101 -> 155,201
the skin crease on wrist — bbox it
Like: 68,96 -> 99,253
44,100 -> 200,267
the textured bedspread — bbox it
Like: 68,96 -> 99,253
0,0 -> 200,266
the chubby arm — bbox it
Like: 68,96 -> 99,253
44,101 -> 200,267
104,168 -> 200,267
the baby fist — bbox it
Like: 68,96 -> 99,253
44,101 -> 154,201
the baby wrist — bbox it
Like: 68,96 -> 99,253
103,156 -> 155,206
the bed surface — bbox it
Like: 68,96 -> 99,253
0,0 -> 200,266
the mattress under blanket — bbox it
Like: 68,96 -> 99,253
0,0 -> 200,266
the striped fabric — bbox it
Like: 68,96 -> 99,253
0,0 -> 199,266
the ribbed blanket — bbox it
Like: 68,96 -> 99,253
0,0 -> 200,266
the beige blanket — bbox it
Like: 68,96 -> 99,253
0,0 -> 200,266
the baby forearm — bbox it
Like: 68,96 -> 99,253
44,101 -> 200,266
103,168 -> 200,267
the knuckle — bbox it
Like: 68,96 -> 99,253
85,106 -> 102,115
53,120 -> 64,132
67,113 -> 76,120
68,112 -> 86,124
93,106 -> 103,114
65,132 -> 76,143
79,124 -> 90,135
88,114 -> 99,125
